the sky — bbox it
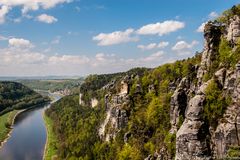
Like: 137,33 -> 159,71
0,0 -> 239,76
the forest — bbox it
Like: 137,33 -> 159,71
0,81 -> 50,115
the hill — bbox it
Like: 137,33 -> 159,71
0,81 -> 50,115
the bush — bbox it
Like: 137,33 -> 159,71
117,144 -> 142,160
227,146 -> 240,158
204,80 -> 230,129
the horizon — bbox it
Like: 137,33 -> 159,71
0,0 -> 238,76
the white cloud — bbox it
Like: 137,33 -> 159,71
138,43 -> 157,50
48,55 -> 90,65
0,0 -> 72,14
0,0 -> 71,24
36,14 -> 58,24
0,48 -> 45,65
197,22 -> 206,32
93,28 -> 139,46
8,38 -> 33,48
172,40 -> 199,56
137,41 -> 169,50
143,51 -> 164,62
0,5 -> 10,24
209,11 -> 218,19
0,43 -> 171,76
172,40 -> 198,51
157,41 -> 169,48
137,20 -> 185,36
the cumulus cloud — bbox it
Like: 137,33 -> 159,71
143,51 -> 164,62
172,40 -> 199,56
196,22 -> 206,32
93,28 -> 139,46
0,0 -> 71,24
209,11 -> 218,19
138,43 -> 157,50
137,20 -> 185,36
157,41 -> 169,48
93,20 -> 185,46
0,5 -> 10,24
0,43 -> 171,76
172,40 -> 198,51
137,41 -> 169,50
0,48 -> 45,65
36,14 -> 58,24
0,0 -> 72,14
48,55 -> 90,65
8,38 -> 33,48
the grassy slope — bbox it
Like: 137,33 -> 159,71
0,110 -> 18,143
43,113 -> 58,160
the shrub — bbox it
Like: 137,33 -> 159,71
204,80 -> 230,129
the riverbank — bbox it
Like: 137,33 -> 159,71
0,99 -> 51,150
43,113 -> 58,160
0,109 -> 25,149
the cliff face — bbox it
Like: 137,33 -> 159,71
98,75 -> 131,141
175,15 -> 240,160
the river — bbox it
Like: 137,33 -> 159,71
0,93 -> 61,160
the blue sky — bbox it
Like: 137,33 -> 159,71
0,0 -> 238,76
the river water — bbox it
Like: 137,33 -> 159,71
0,94 -> 61,160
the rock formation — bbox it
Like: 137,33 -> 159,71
175,12 -> 240,160
197,22 -> 222,86
98,75 -> 131,141
227,15 -> 240,45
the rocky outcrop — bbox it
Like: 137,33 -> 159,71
91,98 -> 98,108
99,76 -> 132,141
226,15 -> 240,45
170,77 -> 189,133
79,93 -> 84,105
197,22 -> 222,86
213,104 -> 240,159
176,81 -> 212,160
176,14 -> 240,159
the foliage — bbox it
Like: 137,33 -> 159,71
227,145 -> 240,158
177,115 -> 184,129
0,110 -> 18,143
45,95 -> 105,159
117,144 -> 142,160
203,80 -> 231,129
0,81 -> 50,115
218,37 -> 238,68
43,114 -> 59,160
19,78 -> 84,93
217,5 -> 240,23
164,133 -> 176,158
